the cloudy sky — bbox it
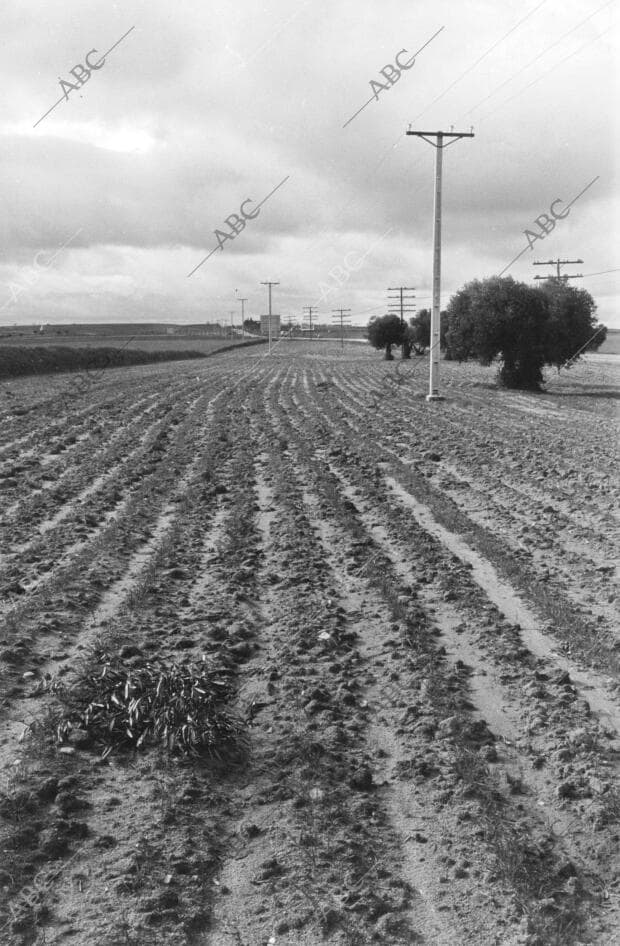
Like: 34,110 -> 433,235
0,0 -> 618,328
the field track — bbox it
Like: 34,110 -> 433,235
1,343 -> 618,946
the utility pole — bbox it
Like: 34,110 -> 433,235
331,308 -> 351,350
303,305 -> 317,335
237,296 -> 247,336
388,287 -> 416,326
533,259 -> 584,283
260,281 -> 279,354
229,310 -> 235,338
406,128 -> 474,401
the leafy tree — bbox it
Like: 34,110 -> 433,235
408,309 -> 429,354
446,276 -> 607,388
408,309 -> 449,355
367,314 -> 404,360
538,280 -> 606,370
243,318 -> 261,333
445,276 -> 551,390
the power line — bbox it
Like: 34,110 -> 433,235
466,0 -> 615,117
411,0 -> 550,124
372,1 -> 549,174
581,268 -> 620,278
478,26 -> 611,122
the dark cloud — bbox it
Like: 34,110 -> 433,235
0,0 -> 616,326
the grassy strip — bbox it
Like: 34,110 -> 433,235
0,338 -> 266,381
0,345 -> 205,381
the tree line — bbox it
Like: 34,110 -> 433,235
367,276 -> 607,390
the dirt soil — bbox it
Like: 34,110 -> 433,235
0,344 -> 618,946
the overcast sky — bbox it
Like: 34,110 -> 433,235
0,0 -> 618,328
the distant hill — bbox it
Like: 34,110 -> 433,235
0,322 -> 226,338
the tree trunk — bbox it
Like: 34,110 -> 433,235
384,344 -> 394,361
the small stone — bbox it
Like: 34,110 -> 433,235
350,765 -> 374,792
438,715 -> 460,737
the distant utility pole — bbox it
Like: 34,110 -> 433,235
229,310 -> 235,338
388,287 -> 416,326
261,281 -> 279,354
406,127 -> 474,401
237,296 -> 247,336
303,305 -> 317,334
331,308 -> 351,350
533,259 -> 584,283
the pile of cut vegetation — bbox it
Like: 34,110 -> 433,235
53,652 -> 247,760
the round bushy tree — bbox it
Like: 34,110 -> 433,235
367,314 -> 404,361
538,280 -> 606,370
445,277 -> 551,390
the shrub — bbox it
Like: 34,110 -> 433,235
54,654 -> 247,759
367,314 -> 404,360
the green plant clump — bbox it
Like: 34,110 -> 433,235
55,654 -> 246,759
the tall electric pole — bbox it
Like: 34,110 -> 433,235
229,310 -> 235,338
261,281 -> 279,354
332,308 -> 351,350
303,305 -> 317,334
533,259 -> 584,283
406,128 -> 474,401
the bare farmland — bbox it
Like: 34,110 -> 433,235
1,343 -> 618,946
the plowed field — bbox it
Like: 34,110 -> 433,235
1,344 -> 618,946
